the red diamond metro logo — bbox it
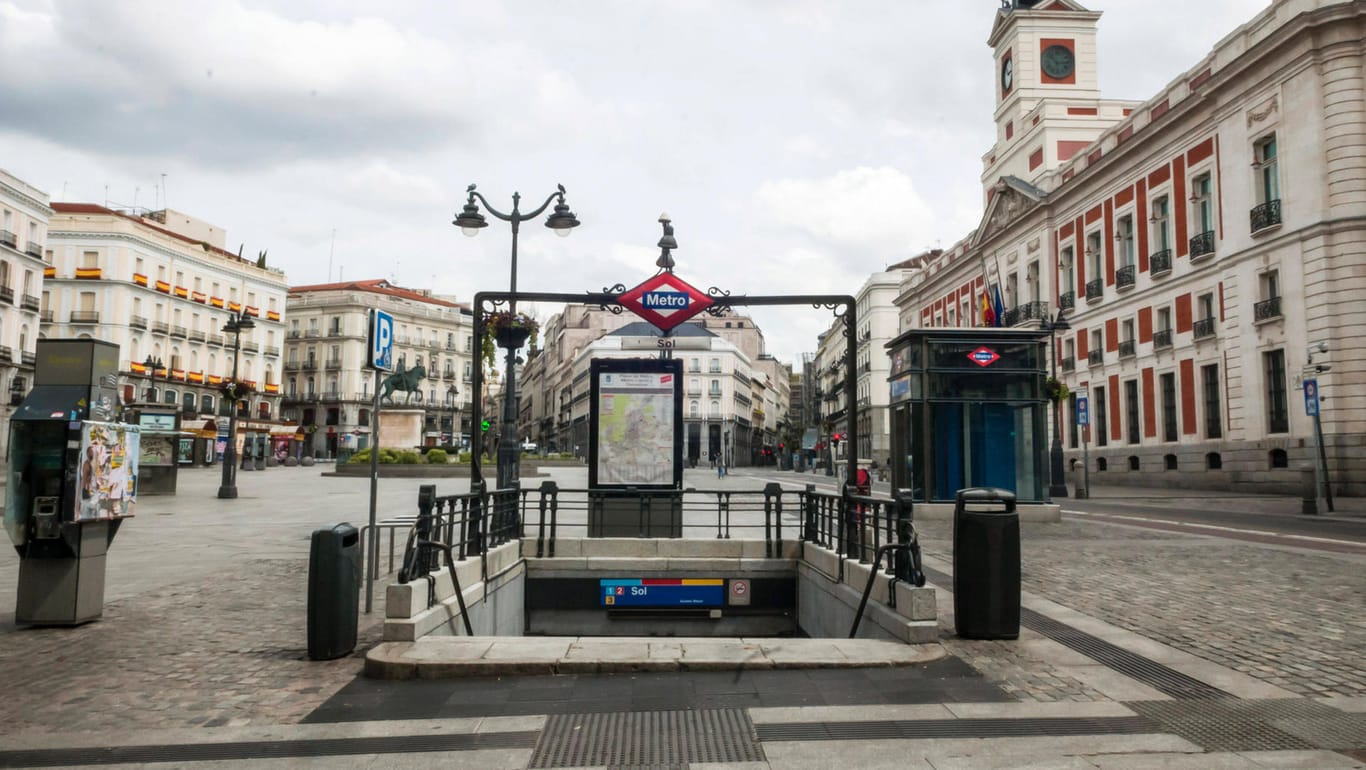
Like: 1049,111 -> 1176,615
618,273 -> 713,332
968,347 -> 1000,367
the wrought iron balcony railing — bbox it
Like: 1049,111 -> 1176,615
152,321 -> 169,334
0,286 -> 13,304
284,361 -> 302,371
325,358 -> 342,370
1150,249 -> 1172,276
22,294 -> 40,311
265,346 -> 280,358
1119,340 -> 1136,358
1087,349 -> 1103,366
1061,356 -> 1075,372
21,350 -> 35,365
1153,329 -> 1173,349
25,241 -> 42,259
1190,230 -> 1216,260
170,325 -> 188,338
1115,265 -> 1136,290
1002,306 -> 1020,326
1085,279 -> 1103,302
1017,301 -> 1049,324
208,333 -> 225,347
0,230 -> 14,248
1059,291 -> 1075,311
1250,199 -> 1282,233
40,310 -> 53,323
1193,317 -> 1217,339
70,310 -> 100,324
189,329 -> 207,342
1253,296 -> 1281,322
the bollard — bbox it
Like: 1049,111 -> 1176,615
893,489 -> 915,583
1072,465 -> 1089,499
1301,465 -> 1317,515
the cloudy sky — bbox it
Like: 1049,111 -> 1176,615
1,0 -> 1269,365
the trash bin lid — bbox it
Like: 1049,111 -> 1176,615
955,487 -> 1018,512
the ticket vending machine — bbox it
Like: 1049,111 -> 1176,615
4,339 -> 140,625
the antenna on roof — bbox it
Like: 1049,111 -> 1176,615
161,173 -> 167,211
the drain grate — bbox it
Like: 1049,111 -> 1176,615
529,708 -> 763,768
0,731 -> 539,768
756,715 -> 1153,742
920,564 -> 1230,700
1124,698 -> 1354,752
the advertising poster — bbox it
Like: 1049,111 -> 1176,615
177,437 -> 195,465
590,359 -> 683,488
139,435 -> 176,466
77,421 -> 140,521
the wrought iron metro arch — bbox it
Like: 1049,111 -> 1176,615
469,287 -> 859,490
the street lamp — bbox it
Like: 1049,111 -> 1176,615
454,183 -> 579,489
217,310 -> 256,500
1044,308 -> 1071,499
142,355 -> 164,402
445,385 -> 458,447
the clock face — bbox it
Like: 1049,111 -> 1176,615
1042,45 -> 1075,80
1001,57 -> 1013,92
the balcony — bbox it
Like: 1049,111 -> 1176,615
21,350 -> 35,365
0,286 -> 12,304
152,320 -> 169,335
0,230 -> 14,248
284,361 -> 302,371
1193,317 -> 1217,340
40,310 -> 53,323
320,390 -> 343,403
70,310 -> 100,324
1115,265 -> 1136,291
1119,339 -> 1136,358
21,294 -> 39,311
302,360 -> 318,371
1254,296 -> 1282,323
189,329 -> 207,342
208,333 -> 225,347
324,358 -> 342,370
446,341 -> 458,351
1061,356 -> 1075,372
443,370 -> 455,381
1153,329 -> 1173,349
304,329 -> 321,338
1150,249 -> 1172,276
1085,279 -> 1103,303
1087,350 -> 1103,366
243,341 -> 260,354
1190,230 -> 1216,260
327,328 -> 344,337
25,241 -> 42,259
0,346 -> 11,362
265,346 -> 280,358
170,325 -> 188,338
1250,199 -> 1282,233
1059,291 -> 1075,311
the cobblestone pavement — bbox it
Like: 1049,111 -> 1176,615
917,517 -> 1366,699
0,557 -> 385,734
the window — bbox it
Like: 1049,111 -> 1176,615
1117,216 -> 1134,268
1027,261 -> 1039,303
1206,452 -> 1222,470
709,379 -> 721,396
1068,394 -> 1079,449
1192,173 -> 1214,234
1199,363 -> 1221,439
1151,195 -> 1171,251
1157,307 -> 1172,333
689,400 -> 699,418
1125,379 -> 1140,444
1269,448 -> 1289,468
709,358 -> 721,373
1128,456 -> 1140,471
1095,385 -> 1108,447
80,250 -> 99,269
689,358 -> 699,373
1161,372 -> 1178,442
1255,134 -> 1279,204
1087,231 -> 1103,279
1199,293 -> 1215,322
1260,269 -> 1279,301
1164,454 -> 1178,471
1006,273 -> 1018,309
1061,247 -> 1074,295
1263,350 -> 1288,433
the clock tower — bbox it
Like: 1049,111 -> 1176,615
983,1 -> 1120,194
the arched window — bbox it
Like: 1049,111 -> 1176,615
1164,454 -> 1178,471
182,392 -> 195,413
201,394 -> 215,415
690,400 -> 699,418
1269,448 -> 1288,468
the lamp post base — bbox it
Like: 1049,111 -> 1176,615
217,486 -> 238,499
1048,484 -> 1070,499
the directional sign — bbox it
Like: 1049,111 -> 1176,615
1304,378 -> 1319,417
1077,396 -> 1090,426
369,309 -> 394,372
621,336 -> 711,351
599,578 -> 724,607
618,273 -> 713,332
967,346 -> 1001,367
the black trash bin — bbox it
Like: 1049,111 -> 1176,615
307,523 -> 362,660
952,487 -> 1020,639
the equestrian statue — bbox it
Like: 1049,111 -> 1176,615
380,365 -> 425,404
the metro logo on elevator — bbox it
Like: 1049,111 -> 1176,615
968,347 -> 1000,367
618,273 -> 713,332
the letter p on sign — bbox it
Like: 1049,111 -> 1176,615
370,309 -> 395,371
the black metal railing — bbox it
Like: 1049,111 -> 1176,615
1153,329 -> 1173,349
152,320 -> 169,334
1001,306 -> 1020,326
1150,249 -> 1172,275
170,324 -> 188,338
1088,349 -> 1103,366
0,230 -> 14,248
40,310 -> 53,323
21,294 -> 39,311
0,286 -> 13,304
1193,317 -> 1217,339
1115,265 -> 1136,290
70,310 -> 100,324
130,315 -> 148,329
1254,296 -> 1281,322
1250,199 -> 1281,232
1119,340 -> 1136,358
325,358 -> 342,370
1061,356 -> 1075,372
189,329 -> 206,342
1190,230 -> 1216,259
1085,278 -> 1103,302
265,346 -> 280,357
1015,301 -> 1049,324
26,241 -> 42,259
1059,291 -> 1075,311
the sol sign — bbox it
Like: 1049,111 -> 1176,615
618,273 -> 713,332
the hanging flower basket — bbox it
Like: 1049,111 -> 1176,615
1045,377 -> 1069,402
482,311 -> 540,370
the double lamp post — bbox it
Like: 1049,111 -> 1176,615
454,184 -> 579,490
1043,308 -> 1071,499
217,310 -> 256,500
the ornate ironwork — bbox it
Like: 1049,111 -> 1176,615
1085,278 -> 1103,302
1253,296 -> 1281,322
1150,249 -> 1172,275
1119,339 -> 1136,357
1193,317 -> 1217,339
594,284 -> 627,313
1190,230 -> 1216,259
1116,265 -> 1136,290
1250,199 -> 1281,232
1153,329 -> 1173,349
1059,291 -> 1075,311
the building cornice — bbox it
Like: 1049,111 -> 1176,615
0,180 -> 54,215
48,226 -> 288,289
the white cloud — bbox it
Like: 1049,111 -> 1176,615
755,167 -> 937,259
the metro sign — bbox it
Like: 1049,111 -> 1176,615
618,272 -> 713,332
968,346 -> 1000,367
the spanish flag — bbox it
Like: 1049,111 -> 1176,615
981,291 -> 995,327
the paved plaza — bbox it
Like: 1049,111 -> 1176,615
0,463 -> 1362,768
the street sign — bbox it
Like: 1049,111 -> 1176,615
1304,378 -> 1319,417
369,309 -> 394,372
728,579 -> 751,606
621,336 -> 710,351
1077,396 -> 1090,426
617,272 -> 714,332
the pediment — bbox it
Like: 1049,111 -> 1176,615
970,177 -> 1045,248
989,0 -> 1094,47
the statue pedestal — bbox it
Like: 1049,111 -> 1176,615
378,409 -> 424,450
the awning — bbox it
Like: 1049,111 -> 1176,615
12,385 -> 91,422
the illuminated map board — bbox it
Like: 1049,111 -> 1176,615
589,358 -> 683,489
600,578 -> 724,607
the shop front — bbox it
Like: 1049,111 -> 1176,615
886,329 -> 1049,504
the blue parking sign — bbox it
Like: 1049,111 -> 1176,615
369,309 -> 394,371
1077,396 -> 1090,426
1304,378 -> 1319,417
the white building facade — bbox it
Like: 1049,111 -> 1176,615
0,169 -> 52,455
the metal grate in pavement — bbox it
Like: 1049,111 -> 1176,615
919,564 -> 1230,700
756,715 -> 1154,742
529,708 -> 763,768
0,731 -> 539,768
1125,698 -> 1348,752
